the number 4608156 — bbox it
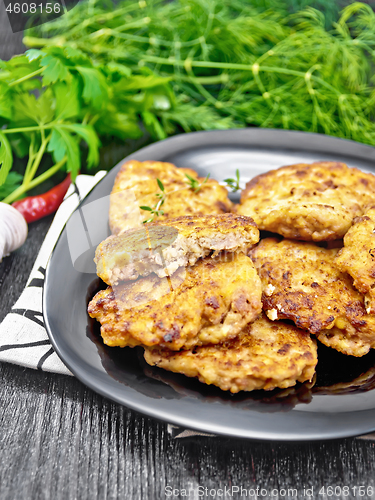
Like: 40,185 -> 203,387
6,3 -> 61,13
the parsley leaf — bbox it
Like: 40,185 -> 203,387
25,49 -> 44,62
0,132 -> 14,185
61,123 -> 100,168
41,53 -> 71,86
52,126 -> 80,179
12,90 -> 55,125
54,81 -> 80,120
48,126 -> 80,179
0,83 -> 12,120
76,66 -> 108,109
0,171 -> 22,199
142,111 -> 167,140
47,128 -> 66,163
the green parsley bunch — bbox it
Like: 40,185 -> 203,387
0,46 -> 176,202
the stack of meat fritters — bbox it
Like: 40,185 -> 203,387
89,215 -> 318,392
89,160 -> 318,393
239,161 -> 375,359
90,212 -> 263,346
89,249 -> 262,351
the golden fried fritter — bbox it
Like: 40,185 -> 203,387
335,207 -> 375,314
88,253 -> 262,351
250,238 -> 375,356
143,315 -> 317,393
315,327 -> 375,358
109,160 -> 232,234
95,214 -> 259,285
142,359 -> 316,409
237,161 -> 375,241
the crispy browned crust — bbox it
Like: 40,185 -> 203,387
144,314 -> 317,393
250,238 -> 375,356
335,206 -> 375,314
237,161 -> 375,241
88,253 -> 262,351
95,214 -> 259,285
109,160 -> 232,234
147,213 -> 258,232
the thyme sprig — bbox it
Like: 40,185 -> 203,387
224,169 -> 241,192
141,173 -> 210,223
140,178 -> 166,223
185,173 -> 210,193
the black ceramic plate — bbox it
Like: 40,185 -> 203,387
44,129 -> 375,441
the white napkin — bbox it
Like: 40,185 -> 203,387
0,172 -> 107,375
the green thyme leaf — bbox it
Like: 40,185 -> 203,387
202,173 -> 210,185
224,169 -> 241,192
157,178 -> 165,192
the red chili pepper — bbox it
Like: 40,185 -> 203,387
12,174 -> 72,223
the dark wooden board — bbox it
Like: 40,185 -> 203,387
0,7 -> 25,60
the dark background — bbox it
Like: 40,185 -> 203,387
0,7 -> 24,59
1,6 -> 375,500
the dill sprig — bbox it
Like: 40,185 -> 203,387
25,1 -> 375,147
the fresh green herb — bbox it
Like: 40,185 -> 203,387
141,178 -> 166,223
224,169 -> 241,192
141,173 -> 210,222
0,172 -> 23,199
156,178 -> 165,192
4,0 -> 375,208
185,173 -> 210,193
25,1 -> 375,149
0,46 -> 175,203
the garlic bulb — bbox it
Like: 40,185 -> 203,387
0,203 -> 28,263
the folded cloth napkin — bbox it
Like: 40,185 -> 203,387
0,172 -> 107,376
1,172 -> 374,441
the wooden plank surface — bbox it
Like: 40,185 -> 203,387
0,6 -> 25,60
1,15 -> 375,500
